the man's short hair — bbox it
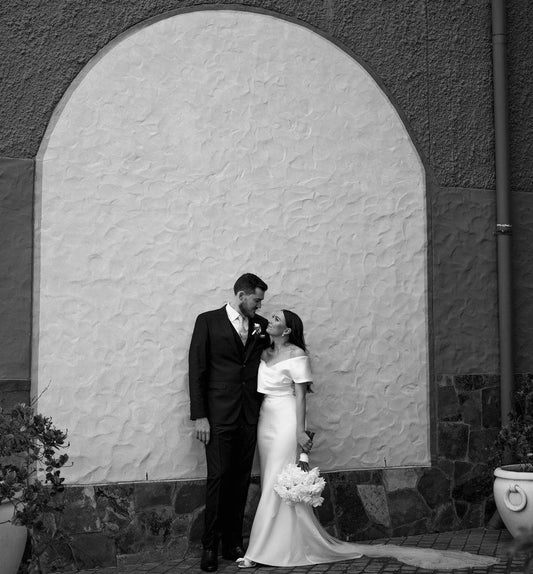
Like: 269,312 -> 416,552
233,273 -> 268,295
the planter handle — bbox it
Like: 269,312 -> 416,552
504,484 -> 528,512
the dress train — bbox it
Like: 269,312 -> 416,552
247,360 -> 498,569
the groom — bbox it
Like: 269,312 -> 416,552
188,273 -> 270,572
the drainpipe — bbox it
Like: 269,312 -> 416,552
491,0 -> 513,427
486,0 -> 512,532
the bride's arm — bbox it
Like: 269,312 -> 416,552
295,382 -> 313,454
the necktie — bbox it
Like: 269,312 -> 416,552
237,315 -> 248,344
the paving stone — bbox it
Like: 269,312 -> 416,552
58,528 -> 514,573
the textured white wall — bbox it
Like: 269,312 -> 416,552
34,10 -> 428,484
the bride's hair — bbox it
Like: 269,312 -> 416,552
282,309 -> 307,352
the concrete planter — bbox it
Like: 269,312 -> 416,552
494,465 -> 533,537
0,501 -> 27,574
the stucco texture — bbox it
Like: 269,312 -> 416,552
34,10 -> 428,484
0,158 -> 34,380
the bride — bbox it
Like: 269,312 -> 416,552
237,309 -> 499,570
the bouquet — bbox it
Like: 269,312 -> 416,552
273,463 -> 326,507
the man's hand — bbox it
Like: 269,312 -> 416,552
195,418 -> 210,445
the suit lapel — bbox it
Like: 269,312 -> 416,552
243,319 -> 262,362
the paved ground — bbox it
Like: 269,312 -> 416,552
66,528 -> 530,574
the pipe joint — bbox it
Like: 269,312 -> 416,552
496,223 -> 512,235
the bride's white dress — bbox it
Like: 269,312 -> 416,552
243,356 -> 499,569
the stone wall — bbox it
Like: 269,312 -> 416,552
38,370 -> 507,568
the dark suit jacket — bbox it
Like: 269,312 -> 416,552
188,306 -> 270,425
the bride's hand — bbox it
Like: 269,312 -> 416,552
298,431 -> 313,453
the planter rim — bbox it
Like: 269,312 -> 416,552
494,464 -> 533,479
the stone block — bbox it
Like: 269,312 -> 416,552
438,422 -> 469,459
115,508 -> 182,557
95,484 -> 134,533
458,502 -> 484,529
330,476 -> 368,538
435,458 -> 454,478
417,468 -> 451,508
189,509 -> 204,543
468,428 -> 500,463
59,486 -> 101,533
115,523 -> 137,555
0,380 -> 30,409
174,481 -> 205,514
436,374 -> 454,387
357,484 -> 391,528
432,502 -> 459,532
391,517 -> 429,537
331,469 -> 381,486
481,386 -> 501,428
454,374 -> 498,391
454,500 -> 468,519
452,473 -> 492,503
315,481 -> 335,526
457,391 -> 482,427
171,515 -> 191,538
454,460 -> 474,484
138,509 -> 173,538
67,532 -> 116,569
388,489 -> 430,527
382,467 -> 420,492
134,482 -> 174,509
454,461 -> 489,487
243,482 -> 261,536
437,385 -> 460,421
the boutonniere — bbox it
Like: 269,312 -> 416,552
252,323 -> 263,337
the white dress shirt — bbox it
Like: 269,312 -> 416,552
226,303 -> 248,342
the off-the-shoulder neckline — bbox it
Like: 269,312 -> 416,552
261,355 -> 308,368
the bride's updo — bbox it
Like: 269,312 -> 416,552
282,309 -> 307,352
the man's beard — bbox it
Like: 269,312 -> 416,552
239,302 -> 254,318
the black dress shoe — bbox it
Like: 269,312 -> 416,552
200,548 -> 218,572
222,545 -> 245,560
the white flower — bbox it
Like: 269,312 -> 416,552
273,463 -> 325,507
252,323 -> 262,336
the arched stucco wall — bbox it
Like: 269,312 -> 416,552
33,9 -> 428,484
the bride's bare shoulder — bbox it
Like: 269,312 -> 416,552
287,345 -> 306,358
